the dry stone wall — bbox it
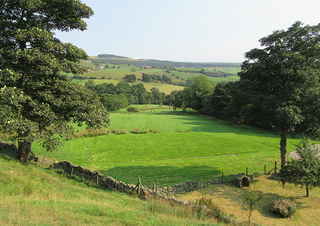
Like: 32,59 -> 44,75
52,160 -> 220,198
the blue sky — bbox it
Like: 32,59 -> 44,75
55,0 -> 320,62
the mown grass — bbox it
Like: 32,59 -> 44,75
0,149 -> 219,225
32,107 -> 306,188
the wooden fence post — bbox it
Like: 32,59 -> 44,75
264,165 -> 266,175
138,177 -> 141,195
274,161 -> 277,174
167,186 -> 170,197
96,174 -> 99,185
71,167 -> 74,176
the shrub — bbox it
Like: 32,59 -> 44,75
131,128 -> 140,134
116,129 -> 128,135
127,106 -> 139,112
270,198 -> 297,218
149,128 -> 161,134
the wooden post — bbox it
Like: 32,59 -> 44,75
115,179 -> 118,189
167,186 -> 170,197
246,167 -> 248,176
138,177 -> 141,195
264,165 -> 266,175
221,173 -> 224,184
153,183 -> 157,197
274,161 -> 277,174
96,174 -> 99,185
71,167 -> 74,176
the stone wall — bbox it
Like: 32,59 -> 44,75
52,161 -> 150,194
52,160 -> 220,197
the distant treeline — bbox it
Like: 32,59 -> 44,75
84,80 -> 179,111
175,68 -> 234,78
91,57 -> 240,69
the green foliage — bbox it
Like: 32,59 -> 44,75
237,21 -> 320,167
243,191 -> 263,224
270,198 -> 297,218
0,0 -> 109,163
127,106 -> 139,112
123,74 -> 136,83
100,94 -> 129,111
279,138 -> 320,196
178,75 -> 215,113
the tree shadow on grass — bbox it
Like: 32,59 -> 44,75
0,148 -> 17,161
150,111 -> 278,136
99,164 -> 223,188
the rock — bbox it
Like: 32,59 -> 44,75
233,174 -> 250,188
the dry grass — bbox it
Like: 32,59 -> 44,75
176,175 -> 320,226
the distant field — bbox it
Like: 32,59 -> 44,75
208,75 -> 239,82
78,61 -> 241,92
33,107 -> 306,187
207,66 -> 241,75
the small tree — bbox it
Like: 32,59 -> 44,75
279,139 -> 320,197
243,190 -> 263,225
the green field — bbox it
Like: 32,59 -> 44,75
33,106 -> 305,187
76,61 -> 240,95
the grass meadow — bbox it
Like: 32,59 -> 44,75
0,149 -> 218,225
33,106 -> 304,188
2,105 -> 320,225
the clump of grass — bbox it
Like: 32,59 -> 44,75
147,198 -> 194,220
175,129 -> 190,133
194,193 -> 234,223
131,128 -> 161,134
66,128 -> 111,140
116,129 -> 128,135
149,128 -> 161,134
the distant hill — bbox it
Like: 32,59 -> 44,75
91,54 -> 241,69
97,54 -> 129,59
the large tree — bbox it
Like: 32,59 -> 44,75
238,21 -> 320,167
0,0 -> 109,164
181,75 -> 215,113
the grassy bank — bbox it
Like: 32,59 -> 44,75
0,149 -> 218,225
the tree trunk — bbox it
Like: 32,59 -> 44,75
280,129 -> 287,168
18,141 -> 32,165
306,184 -> 309,197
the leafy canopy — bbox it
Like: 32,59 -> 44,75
238,21 -> 320,166
0,0 -> 109,157
279,139 -> 320,197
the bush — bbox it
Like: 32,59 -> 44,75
270,198 -> 297,218
116,129 -> 128,135
127,106 -> 139,112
